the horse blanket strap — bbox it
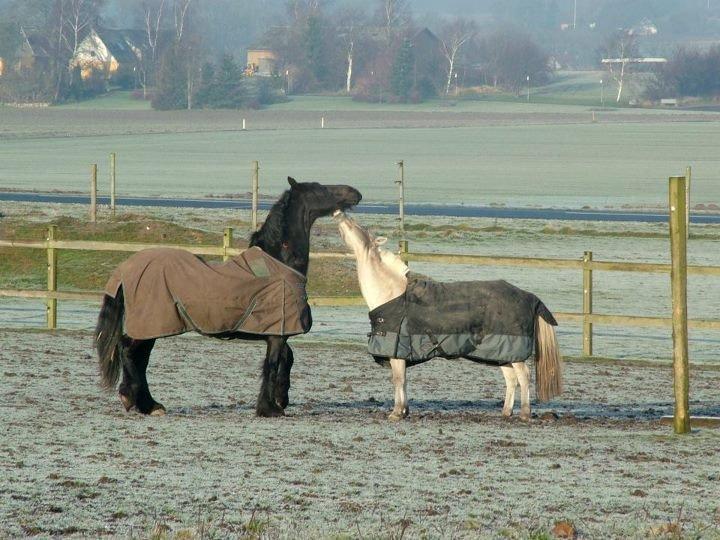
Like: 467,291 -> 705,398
105,246 -> 311,340
367,274 -> 557,366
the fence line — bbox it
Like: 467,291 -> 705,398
3,237 -> 720,275
1,227 -> 720,349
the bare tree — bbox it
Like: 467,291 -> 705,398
143,0 -> 166,63
63,0 -> 100,57
136,0 -> 166,97
602,30 -> 638,102
439,18 -> 476,95
337,7 -> 368,93
378,0 -> 410,41
173,0 -> 192,43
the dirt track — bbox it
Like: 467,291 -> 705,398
1,330 -> 719,538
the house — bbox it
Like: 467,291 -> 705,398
19,29 -> 51,72
0,28 -> 51,77
411,28 -> 444,94
71,28 -> 144,79
246,48 -> 277,76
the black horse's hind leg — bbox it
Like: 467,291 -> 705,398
118,337 -> 165,415
256,336 -> 286,417
274,343 -> 295,409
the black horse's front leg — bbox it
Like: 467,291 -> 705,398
256,336 -> 286,417
274,343 -> 295,409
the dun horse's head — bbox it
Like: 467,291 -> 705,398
287,177 -> 361,221
335,211 -> 409,277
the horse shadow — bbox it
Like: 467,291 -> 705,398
289,398 -> 720,421
163,398 -> 719,422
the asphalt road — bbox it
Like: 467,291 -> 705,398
2,191 -> 720,223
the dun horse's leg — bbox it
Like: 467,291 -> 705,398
118,338 -> 165,416
500,365 -> 517,417
388,358 -> 409,421
514,362 -> 531,421
256,336 -> 285,417
274,343 -> 295,410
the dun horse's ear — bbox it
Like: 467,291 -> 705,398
287,177 -> 298,187
374,237 -> 388,246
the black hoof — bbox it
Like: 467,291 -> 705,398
118,392 -> 135,412
275,395 -> 289,410
137,399 -> 165,416
256,401 -> 285,418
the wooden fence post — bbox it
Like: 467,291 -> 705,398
396,160 -> 405,239
110,153 -> 116,216
90,164 -> 98,223
223,227 -> 233,262
686,165 -> 691,240
669,175 -> 690,434
399,239 -> 409,265
582,250 -> 593,356
251,160 -> 259,231
46,225 -> 57,330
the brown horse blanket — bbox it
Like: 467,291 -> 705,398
104,247 -> 311,340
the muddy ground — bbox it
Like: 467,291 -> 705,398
1,330 -> 719,539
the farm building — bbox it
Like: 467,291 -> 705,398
0,28 -> 53,74
71,28 -> 144,80
21,32 -> 51,70
246,48 -> 277,76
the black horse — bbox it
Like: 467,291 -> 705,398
95,178 -> 361,417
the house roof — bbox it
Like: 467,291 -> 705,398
94,28 -> 141,63
23,31 -> 51,58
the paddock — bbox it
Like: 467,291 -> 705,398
1,331 -> 718,538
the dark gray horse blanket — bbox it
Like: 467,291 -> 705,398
105,247 -> 311,340
368,275 -> 556,366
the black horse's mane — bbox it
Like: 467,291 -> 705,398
249,189 -> 291,255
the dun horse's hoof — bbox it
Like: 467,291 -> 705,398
149,403 -> 166,416
388,408 -> 409,422
519,408 -> 531,422
118,393 -> 134,412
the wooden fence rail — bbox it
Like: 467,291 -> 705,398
1,227 -> 719,356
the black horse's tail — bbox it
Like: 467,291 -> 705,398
95,287 -> 125,390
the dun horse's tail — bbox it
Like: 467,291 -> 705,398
95,287 -> 125,390
535,312 -> 563,401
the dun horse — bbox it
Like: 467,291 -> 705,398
96,178 -> 361,417
335,211 -> 562,421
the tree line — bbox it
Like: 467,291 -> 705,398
1,0 -> 719,107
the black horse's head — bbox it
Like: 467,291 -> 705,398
250,178 -> 362,274
286,177 -> 362,221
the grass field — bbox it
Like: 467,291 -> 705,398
2,331 -> 719,539
2,70 -> 719,208
1,108 -> 720,209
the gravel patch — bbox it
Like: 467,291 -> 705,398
1,330 -> 719,538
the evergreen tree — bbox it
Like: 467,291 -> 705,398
207,54 -> 245,108
303,14 -> 327,86
390,38 -> 414,100
194,62 -> 215,107
152,46 -> 188,110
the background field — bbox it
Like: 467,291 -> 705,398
2,88 -> 720,209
